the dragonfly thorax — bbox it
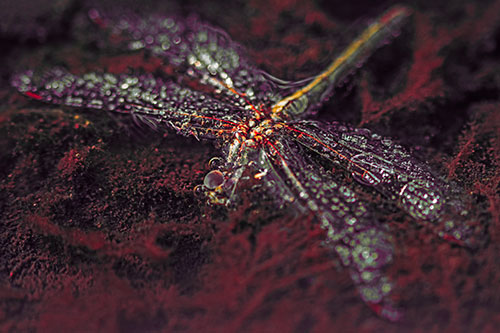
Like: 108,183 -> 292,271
232,117 -> 278,150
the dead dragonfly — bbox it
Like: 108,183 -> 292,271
12,5 -> 474,321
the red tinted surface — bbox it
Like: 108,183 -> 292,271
1,0 -> 500,331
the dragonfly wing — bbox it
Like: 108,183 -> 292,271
286,120 -> 475,247
257,135 -> 401,321
12,68 -> 244,140
90,9 -> 279,108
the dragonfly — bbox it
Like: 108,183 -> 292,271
11,5 -> 474,321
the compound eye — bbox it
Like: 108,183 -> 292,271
203,170 -> 225,189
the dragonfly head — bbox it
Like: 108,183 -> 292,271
194,169 -> 230,205
194,157 -> 242,207
193,157 -> 231,206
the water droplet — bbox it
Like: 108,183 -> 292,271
203,170 -> 225,189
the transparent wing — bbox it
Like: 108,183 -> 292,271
285,120 -> 474,246
90,9 -> 281,108
270,6 -> 411,121
256,135 -> 400,321
11,68 -> 245,140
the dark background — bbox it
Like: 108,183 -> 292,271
1,0 -> 499,331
